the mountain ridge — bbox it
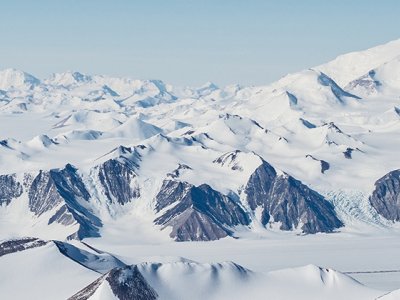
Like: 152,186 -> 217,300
1,38 -> 400,242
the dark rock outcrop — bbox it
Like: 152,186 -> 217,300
154,180 -> 250,241
245,160 -> 343,233
345,70 -> 382,95
306,155 -> 330,174
69,265 -> 158,300
320,160 -> 330,174
369,169 -> 400,221
29,164 -> 90,215
343,147 -> 353,159
97,159 -> 140,205
29,164 -> 101,239
213,150 -> 244,171
95,145 -> 142,205
166,164 -> 192,179
0,174 -> 23,205
0,237 -> 48,257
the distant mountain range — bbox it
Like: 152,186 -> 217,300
1,39 -> 400,242
1,38 -> 400,299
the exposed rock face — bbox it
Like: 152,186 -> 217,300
306,155 -> 330,174
213,150 -> 244,171
154,180 -> 250,241
29,164 -> 90,215
245,160 -> 343,233
0,151 -> 143,240
29,164 -> 101,239
0,237 -> 48,257
0,174 -> 23,205
320,160 -> 330,174
97,159 -> 140,205
95,145 -> 142,205
29,170 -> 64,215
166,164 -> 192,179
154,180 -> 190,212
245,161 -> 277,214
69,265 -> 158,300
345,70 -> 382,95
0,149 -> 343,241
343,147 -> 353,159
369,169 -> 400,221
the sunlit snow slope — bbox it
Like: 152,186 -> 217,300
0,39 -> 400,242
1,38 -> 400,300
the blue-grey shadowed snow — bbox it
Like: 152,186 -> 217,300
317,72 -> 361,102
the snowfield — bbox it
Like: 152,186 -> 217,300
1,38 -> 400,299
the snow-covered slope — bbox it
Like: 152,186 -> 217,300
1,38 -> 400,298
70,261 -> 382,300
316,39 -> 400,86
0,237 -> 124,299
0,68 -> 40,90
1,38 -> 400,243
379,289 -> 400,300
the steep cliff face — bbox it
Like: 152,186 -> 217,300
244,160 -> 277,214
0,153 -> 142,240
94,145 -> 142,206
154,180 -> 250,241
97,159 -> 140,205
0,237 -> 48,257
29,164 -> 101,239
29,164 -> 90,213
369,169 -> 400,221
0,152 -> 343,241
0,174 -> 23,205
245,160 -> 343,233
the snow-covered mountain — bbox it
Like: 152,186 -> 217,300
69,262 -> 381,300
0,238 -> 384,300
1,40 -> 400,240
1,38 -> 400,299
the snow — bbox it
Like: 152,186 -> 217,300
86,231 -> 400,292
0,68 -> 40,90
380,289 -> 400,299
0,241 -> 98,299
0,38 -> 400,298
316,39 -> 400,86
88,280 -> 119,300
81,261 -> 382,300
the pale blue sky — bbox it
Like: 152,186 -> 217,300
1,0 -> 399,86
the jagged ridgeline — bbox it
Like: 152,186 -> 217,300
0,237 -> 385,300
2,39 -> 400,242
0,144 -> 343,241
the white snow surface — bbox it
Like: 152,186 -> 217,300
0,241 -> 99,299
316,39 -> 400,86
138,262 -> 381,300
1,38 -> 400,299
1,42 -> 400,195
84,261 -> 382,300
379,289 -> 400,300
